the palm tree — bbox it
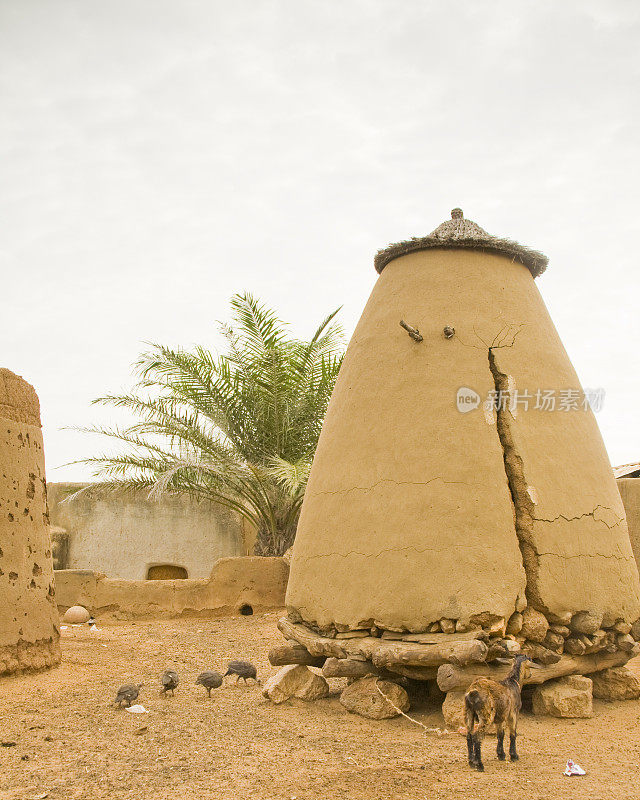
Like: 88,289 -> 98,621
77,293 -> 344,556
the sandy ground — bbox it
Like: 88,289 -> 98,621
0,611 -> 639,800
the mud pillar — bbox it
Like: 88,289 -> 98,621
0,369 -> 60,674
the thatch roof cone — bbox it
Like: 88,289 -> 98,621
374,208 -> 549,277
286,211 -> 640,642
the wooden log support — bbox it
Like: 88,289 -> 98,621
268,645 -> 326,668
278,618 -> 348,659
383,664 -> 439,681
277,617 -> 488,670
371,638 -> 487,669
437,650 -> 630,693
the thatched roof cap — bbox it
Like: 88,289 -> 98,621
374,208 -> 549,278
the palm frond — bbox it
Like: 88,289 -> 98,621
77,292 -> 344,555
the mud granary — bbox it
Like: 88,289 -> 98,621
0,369 -> 60,675
277,209 -> 640,687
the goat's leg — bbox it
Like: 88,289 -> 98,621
464,707 -> 477,767
471,720 -> 486,772
507,713 -> 519,761
473,736 -> 484,772
496,725 -> 506,761
466,732 -> 475,767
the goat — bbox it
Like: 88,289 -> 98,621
463,654 -> 540,771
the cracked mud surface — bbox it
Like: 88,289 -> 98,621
1,612 -> 639,800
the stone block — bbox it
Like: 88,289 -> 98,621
531,676 -> 592,718
340,676 -> 409,719
262,665 -> 329,705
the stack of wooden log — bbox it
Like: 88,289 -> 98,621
270,616 -> 640,693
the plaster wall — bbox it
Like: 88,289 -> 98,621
0,369 -> 60,674
618,478 -> 640,570
287,249 -> 640,632
48,483 -> 254,580
54,556 -> 289,618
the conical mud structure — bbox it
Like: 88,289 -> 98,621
272,210 -> 640,691
0,369 -> 60,674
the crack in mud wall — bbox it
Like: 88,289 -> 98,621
487,348 -> 546,614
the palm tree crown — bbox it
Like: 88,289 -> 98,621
78,292 -> 344,555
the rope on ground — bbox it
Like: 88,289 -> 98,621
375,682 -> 449,736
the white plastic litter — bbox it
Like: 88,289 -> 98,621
563,760 -> 586,776
125,705 -> 148,714
60,626 -> 68,631
89,624 -> 101,632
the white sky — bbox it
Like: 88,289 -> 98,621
1,0 -> 639,481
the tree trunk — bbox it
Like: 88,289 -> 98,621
253,518 -> 298,556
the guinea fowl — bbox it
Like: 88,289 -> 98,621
195,670 -> 223,697
114,683 -> 143,708
225,660 -> 259,683
160,669 -> 179,695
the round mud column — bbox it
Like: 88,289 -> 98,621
0,369 -> 60,674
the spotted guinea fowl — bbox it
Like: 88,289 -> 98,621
114,683 -> 143,708
225,659 -> 259,683
195,670 -> 223,697
160,669 -> 179,695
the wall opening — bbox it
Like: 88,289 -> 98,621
238,603 -> 254,616
146,564 -> 188,580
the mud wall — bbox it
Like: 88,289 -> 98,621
54,556 -> 289,618
48,483 -> 255,579
0,369 -> 60,674
287,248 -> 640,633
618,478 -> 640,570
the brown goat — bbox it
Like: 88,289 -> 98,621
464,654 -> 540,771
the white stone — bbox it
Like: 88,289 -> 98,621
62,605 -> 91,624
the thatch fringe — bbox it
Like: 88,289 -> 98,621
374,210 -> 549,278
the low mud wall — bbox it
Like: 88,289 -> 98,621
48,482 -> 255,579
55,556 -> 288,619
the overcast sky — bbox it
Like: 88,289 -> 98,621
1,0 -> 639,481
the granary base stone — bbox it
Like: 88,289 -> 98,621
0,369 -> 60,675
262,665 -> 329,704
531,675 -> 593,718
590,666 -> 640,700
340,676 -> 409,719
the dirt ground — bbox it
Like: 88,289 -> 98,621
0,612 -> 639,800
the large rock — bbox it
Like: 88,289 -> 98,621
340,676 -> 409,720
532,675 -> 592,718
441,690 -> 466,729
262,665 -> 329,705
591,666 -> 640,700
520,608 -> 548,643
